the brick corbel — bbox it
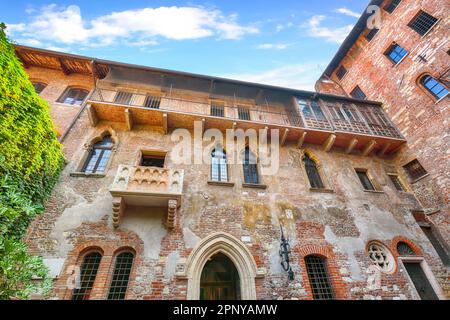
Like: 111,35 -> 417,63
166,199 -> 178,229
112,196 -> 125,228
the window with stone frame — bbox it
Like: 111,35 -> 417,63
243,147 -> 258,184
303,153 -> 324,189
58,87 -> 89,105
355,169 -> 376,191
403,159 -> 427,181
32,82 -> 47,94
211,147 -> 228,182
385,43 -> 408,65
82,135 -> 114,174
388,174 -> 406,192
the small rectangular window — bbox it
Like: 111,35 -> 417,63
420,226 -> 450,266
388,174 -> 406,191
336,66 -> 347,80
356,169 -> 375,191
403,159 -> 427,181
238,106 -> 251,120
350,86 -> 367,100
385,43 -> 408,64
211,103 -> 225,117
144,95 -> 161,109
114,91 -> 133,105
365,28 -> 379,41
384,0 -> 402,13
141,155 -> 165,168
408,11 -> 438,36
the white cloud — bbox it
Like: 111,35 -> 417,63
335,7 -> 361,18
223,63 -> 325,91
257,43 -> 291,50
305,15 -> 353,44
6,4 -> 259,48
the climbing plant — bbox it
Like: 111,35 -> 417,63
0,23 -> 64,299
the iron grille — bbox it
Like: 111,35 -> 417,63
114,91 -> 133,105
388,175 -> 406,191
238,107 -> 251,120
336,66 -> 347,80
421,226 -> 450,266
107,252 -> 134,300
356,170 -> 375,191
211,104 -> 225,117
384,0 -> 402,13
304,255 -> 335,300
350,86 -> 367,100
72,252 -> 102,300
144,95 -> 161,109
408,11 -> 438,36
366,28 -> 379,41
403,159 -> 427,181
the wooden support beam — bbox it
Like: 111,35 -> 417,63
163,113 -> 168,134
323,134 -> 336,152
296,132 -> 307,148
280,128 -> 289,146
124,108 -> 133,131
362,140 -> 377,156
59,58 -> 71,75
378,143 -> 391,157
86,104 -> 98,127
90,60 -> 101,79
346,138 -> 359,154
14,50 -> 29,68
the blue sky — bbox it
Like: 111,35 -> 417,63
2,1 -> 369,90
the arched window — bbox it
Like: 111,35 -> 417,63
83,135 -> 113,174
32,82 -> 47,94
304,255 -> 335,300
211,147 -> 228,182
303,153 -> 324,189
397,242 -> 416,256
243,147 -> 258,184
72,251 -> 102,300
420,75 -> 449,100
58,87 -> 89,105
107,251 -> 135,300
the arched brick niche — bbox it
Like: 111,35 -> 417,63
391,236 -> 423,258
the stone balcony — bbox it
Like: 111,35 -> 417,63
109,165 -> 184,229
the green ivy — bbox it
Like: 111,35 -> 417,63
0,23 -> 64,299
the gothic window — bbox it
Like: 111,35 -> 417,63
58,87 -> 89,105
243,147 -> 258,184
211,147 -> 228,182
32,82 -> 47,94
304,255 -> 335,300
397,242 -> 416,256
368,242 -> 395,273
419,75 -> 449,100
83,135 -> 114,174
350,86 -> 367,100
107,251 -> 135,300
72,251 -> 102,300
303,154 -> 324,189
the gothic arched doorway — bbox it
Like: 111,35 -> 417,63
200,253 -> 241,300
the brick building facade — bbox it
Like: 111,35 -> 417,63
15,25 -> 449,300
315,0 -> 449,269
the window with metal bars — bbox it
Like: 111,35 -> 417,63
58,87 -> 88,105
114,91 -> 133,105
211,147 -> 228,182
384,0 -> 402,13
238,106 -> 251,120
420,226 -> 450,266
366,28 -> 379,41
388,174 -> 406,191
304,255 -> 335,300
350,86 -> 367,100
386,43 -> 408,64
83,136 -> 113,174
420,75 -> 449,100
355,169 -> 375,191
211,103 -> 225,117
243,147 -> 258,184
107,251 -> 134,300
408,11 -> 438,36
403,159 -> 427,181
32,82 -> 47,94
72,252 -> 102,300
144,95 -> 161,109
336,66 -> 347,80
303,154 -> 324,189
397,242 -> 416,256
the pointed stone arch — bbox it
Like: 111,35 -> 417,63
179,232 -> 265,300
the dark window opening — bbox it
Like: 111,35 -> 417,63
421,226 -> 450,266
389,175 -> 406,191
408,11 -> 438,36
211,103 -> 225,117
350,86 -> 367,100
144,95 -> 160,109
238,106 -> 251,120
72,252 -> 102,300
336,66 -> 347,80
356,170 -> 375,191
83,136 -> 113,174
305,255 -> 335,300
386,43 -> 408,64
114,91 -> 133,105
384,0 -> 402,13
403,159 -> 427,181
243,147 -> 258,184
141,155 -> 165,167
304,154 -> 324,189
366,28 -> 379,41
403,262 -> 439,300
32,82 -> 47,94
420,75 -> 449,100
211,147 -> 228,182
397,242 -> 415,256
58,88 -> 88,105
107,252 -> 134,300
